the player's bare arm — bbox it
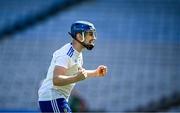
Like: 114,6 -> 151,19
53,66 -> 87,86
86,65 -> 108,77
53,65 -> 107,86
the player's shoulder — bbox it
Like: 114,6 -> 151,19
53,43 -> 72,57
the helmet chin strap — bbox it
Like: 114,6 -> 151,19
68,32 -> 94,50
81,32 -> 85,42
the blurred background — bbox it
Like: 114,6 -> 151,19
0,0 -> 180,112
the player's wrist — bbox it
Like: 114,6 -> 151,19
85,70 -> 98,77
95,69 -> 99,76
76,72 -> 87,81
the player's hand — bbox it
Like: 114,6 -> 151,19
96,65 -> 107,77
77,68 -> 87,80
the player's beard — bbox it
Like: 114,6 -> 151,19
81,40 -> 94,50
84,43 -> 94,50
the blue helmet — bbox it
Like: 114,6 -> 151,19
68,21 -> 96,50
69,21 -> 96,38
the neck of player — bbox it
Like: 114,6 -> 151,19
72,40 -> 84,53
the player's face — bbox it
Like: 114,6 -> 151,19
84,31 -> 96,45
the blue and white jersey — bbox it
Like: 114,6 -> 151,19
38,43 -> 83,101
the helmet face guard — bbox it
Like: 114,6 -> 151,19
68,21 -> 96,50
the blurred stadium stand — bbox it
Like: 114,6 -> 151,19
0,0 -> 180,112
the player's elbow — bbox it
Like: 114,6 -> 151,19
52,77 -> 58,86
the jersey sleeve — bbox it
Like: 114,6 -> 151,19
54,55 -> 69,68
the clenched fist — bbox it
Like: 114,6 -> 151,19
96,65 -> 107,77
77,68 -> 87,80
